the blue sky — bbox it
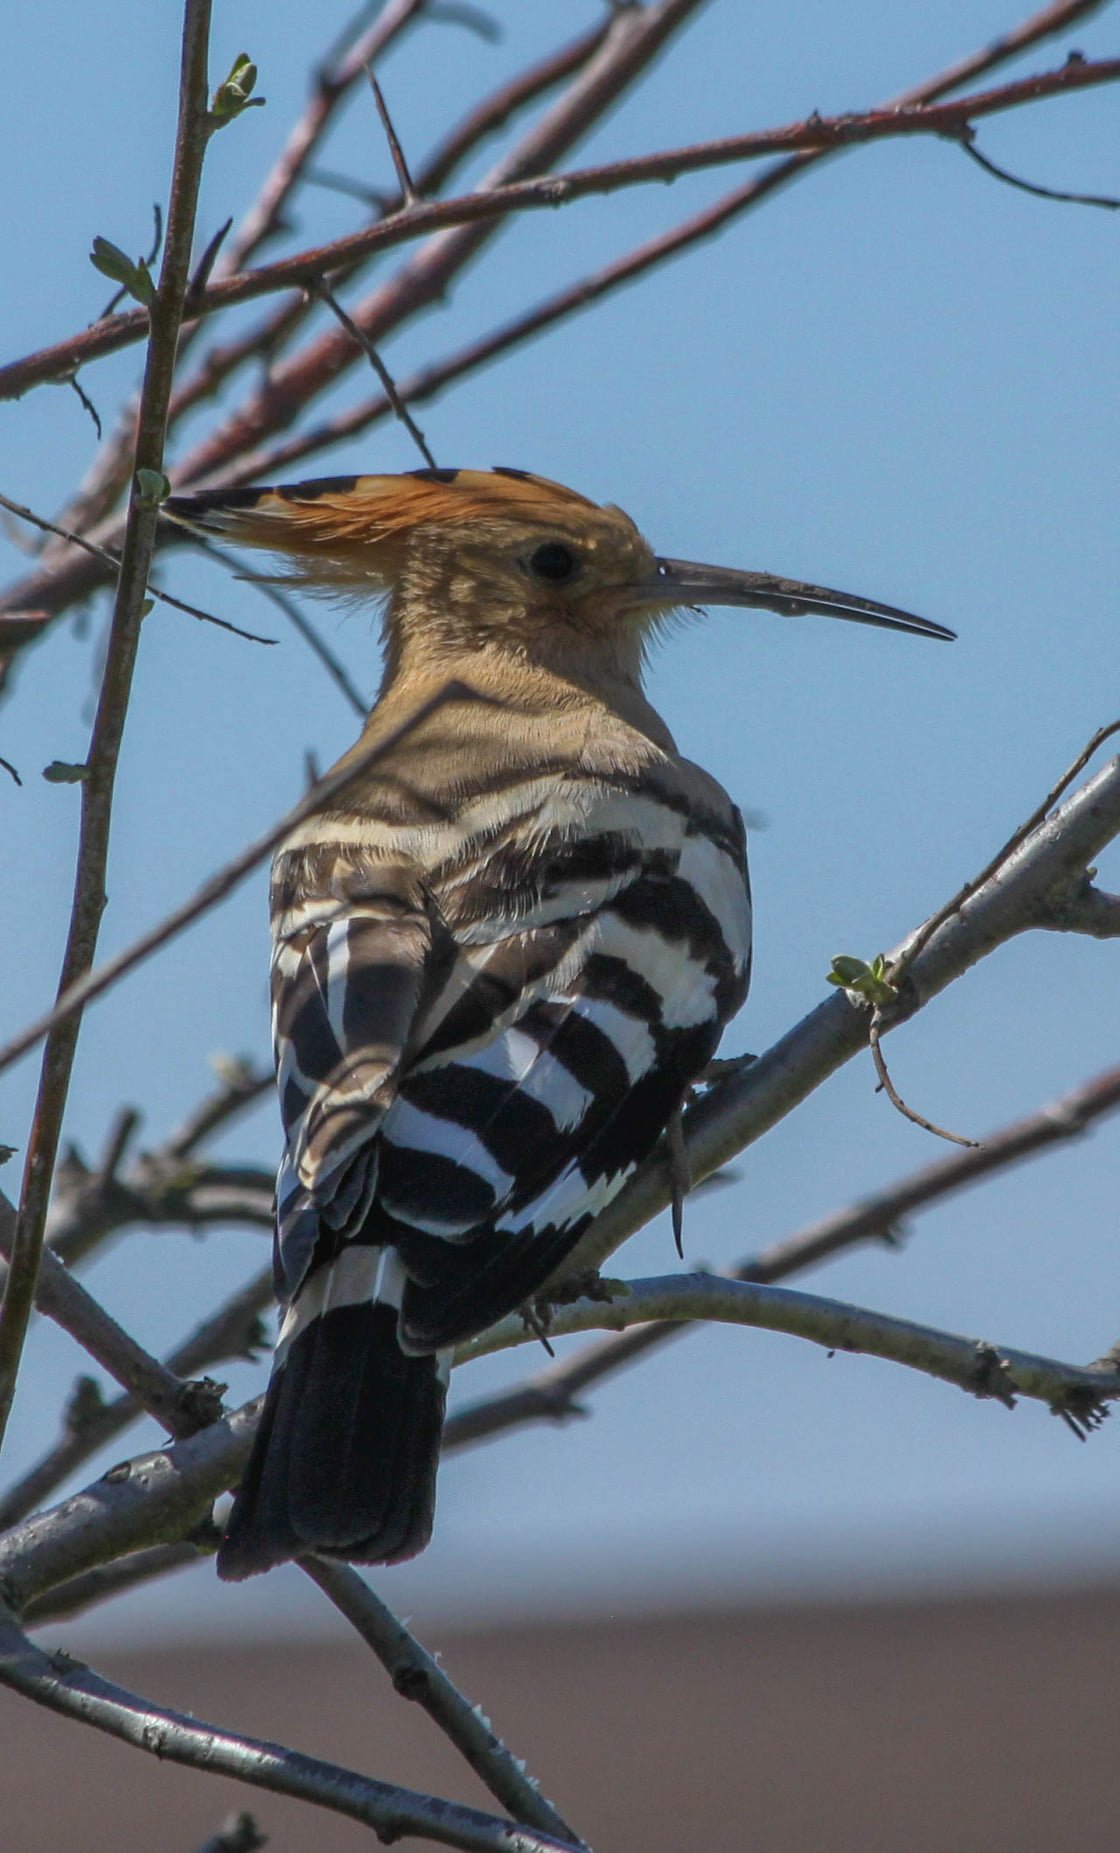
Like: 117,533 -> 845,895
1,2 -> 1118,1643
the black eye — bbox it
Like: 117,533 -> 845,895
528,542 -> 578,584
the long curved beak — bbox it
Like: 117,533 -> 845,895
629,558 -> 955,641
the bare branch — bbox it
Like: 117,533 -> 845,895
163,1060 -> 272,1162
888,721 -> 1120,986
197,542 -> 369,716
0,1189 -> 222,1441
867,1013 -> 980,1149
217,0 -> 430,278
3,48 -> 1117,401
0,1402 -> 259,1611
365,69 -> 419,207
155,14 -> 611,472
0,1610 -> 582,1853
5,0 -> 1105,624
1039,883 -> 1120,937
303,1560 -> 586,1848
459,1273 -> 1120,1434
961,135 -> 1120,209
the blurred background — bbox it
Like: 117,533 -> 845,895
0,2 -> 1117,1845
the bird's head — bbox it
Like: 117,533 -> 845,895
165,465 -> 953,688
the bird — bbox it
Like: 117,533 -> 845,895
164,466 -> 952,1579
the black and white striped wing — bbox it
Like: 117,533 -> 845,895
378,795 -> 753,1348
268,856 -> 442,1303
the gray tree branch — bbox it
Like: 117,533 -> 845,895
0,1608 -> 582,1853
304,1560 -> 586,1849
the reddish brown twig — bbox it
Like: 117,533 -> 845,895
4,49 -> 1116,404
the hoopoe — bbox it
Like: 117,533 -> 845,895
165,466 -> 952,1578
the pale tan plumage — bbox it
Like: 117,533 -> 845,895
164,465 -> 950,1577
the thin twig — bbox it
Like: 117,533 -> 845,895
199,538 -> 368,715
156,14 -> 611,457
867,1014 -> 979,1148
0,0 -> 219,1460
0,490 -> 276,646
562,750 -> 1120,1283
365,69 -> 419,205
0,683 -> 477,1078
303,1561 -> 586,1848
164,1060 -> 272,1160
961,134 -> 1120,208
67,375 -> 103,440
310,281 -> 438,466
856,721 -> 1120,1145
218,0 -> 430,279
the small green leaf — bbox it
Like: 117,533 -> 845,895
0,1143 -> 16,1166
139,598 -> 155,619
827,955 -> 871,989
210,51 -> 265,126
135,469 -> 171,508
826,952 -> 897,1007
42,760 -> 90,784
89,235 -> 155,306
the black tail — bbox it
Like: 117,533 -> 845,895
216,1301 -> 447,1580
